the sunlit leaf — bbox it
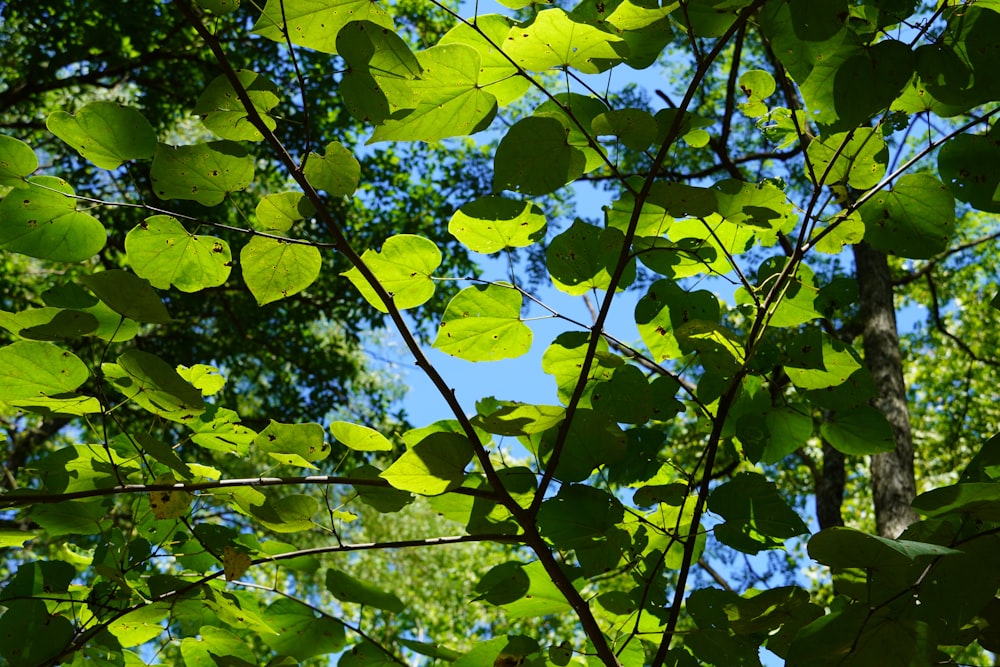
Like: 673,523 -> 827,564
255,191 -> 315,232
342,234 -> 441,312
369,44 -> 497,143
440,15 -> 530,106
255,420 -> 330,468
303,141 -> 361,196
636,280 -> 721,361
125,215 -> 232,292
330,421 -> 393,452
0,341 -> 89,401
0,134 -> 38,188
150,141 -> 254,206
47,101 -> 156,169
380,432 -> 473,495
104,349 -> 205,422
241,236 -> 322,306
0,176 -> 105,261
805,128 -> 887,190
448,195 -> 546,253
503,9 -> 626,74
432,283 -> 532,361
253,0 -> 393,53
194,70 -> 280,142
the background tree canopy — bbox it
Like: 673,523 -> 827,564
1,0 -> 1000,665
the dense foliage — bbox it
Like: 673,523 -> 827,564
1,0 -> 1000,666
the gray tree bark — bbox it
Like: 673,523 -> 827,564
853,242 -> 919,538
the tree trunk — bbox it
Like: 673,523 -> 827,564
853,242 -> 919,538
815,439 -> 845,530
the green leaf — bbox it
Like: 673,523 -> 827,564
340,641 -> 397,667
190,406 -> 256,455
106,604 -> 169,648
912,483 -> 1000,520
230,488 -> 319,533
0,601 -> 74,665
41,283 -> 139,342
0,341 -> 89,401
135,433 -> 193,479
737,69 -> 776,118
535,409 -> 627,482
0,307 -> 98,341
494,116 -> 586,195
472,401 -> 565,436
860,173 -> 955,259
432,283 -> 532,361
303,141 -> 360,196
241,236 -> 322,306
255,421 -> 330,468
255,192 -> 315,232
749,257 -> 821,328
380,432 -> 474,495
177,364 -> 226,396
325,568 -> 405,612
535,94 -> 610,172
193,70 -> 280,142
30,500 -> 106,536
440,15 -> 530,106
808,527 -> 961,570
537,485 -> 624,549
503,9 -> 626,74
541,331 -> 622,406
104,349 -> 205,422
0,176 -> 105,261
938,124 -> 1000,213
592,108 -> 658,151
590,366 -> 683,424
760,408 -> 814,464
369,44 -> 497,143
546,220 -> 634,295
647,181 -> 718,217
337,20 -> 422,124
46,101 -> 156,169
709,472 -> 809,554
499,561 -> 574,618
636,280 -> 721,361
260,598 -> 345,660
150,141 -> 254,206
81,270 -> 171,324
125,215 -> 232,292
0,531 -> 37,547
196,0 -> 240,13
805,128 -> 887,190
831,40 -> 914,129
181,626 -> 258,667
784,328 -> 862,390
331,421 -> 393,451
0,134 -> 38,187
342,234 -> 441,312
349,464 -> 413,513
821,407 -> 894,455
253,0 -> 393,53
448,195 -> 546,253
